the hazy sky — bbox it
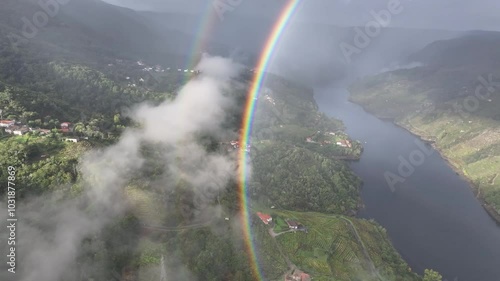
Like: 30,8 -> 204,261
102,0 -> 500,31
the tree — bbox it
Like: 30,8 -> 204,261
113,113 -> 121,124
423,269 -> 443,281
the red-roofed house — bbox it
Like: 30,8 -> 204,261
60,122 -> 73,133
256,212 -> 272,225
300,273 -> 311,281
0,120 -> 15,128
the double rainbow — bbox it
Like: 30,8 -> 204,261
188,1 -> 302,280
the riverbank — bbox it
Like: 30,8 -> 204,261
349,98 -> 500,225
397,118 -> 500,224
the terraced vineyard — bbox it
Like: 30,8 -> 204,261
263,210 -> 419,281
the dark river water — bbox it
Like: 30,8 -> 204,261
315,86 -> 500,281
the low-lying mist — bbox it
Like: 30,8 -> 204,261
0,55 -> 243,281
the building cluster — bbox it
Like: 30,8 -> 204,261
264,94 -> 276,106
176,68 -> 199,74
336,139 -> 352,148
1,120 -> 82,142
113,58 -> 202,88
1,120 -> 35,136
222,140 -> 251,153
306,130 -> 353,148
139,61 -> 166,73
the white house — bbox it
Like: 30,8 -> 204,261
13,127 -> 29,136
7,126 -> 29,136
64,138 -> 79,143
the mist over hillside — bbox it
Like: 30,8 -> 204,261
2,0 -> 463,86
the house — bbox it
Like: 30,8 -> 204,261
0,120 -> 15,128
14,127 -> 29,136
300,273 -> 311,281
31,128 -> 51,135
6,126 -> 29,136
256,212 -> 273,225
61,122 -> 73,133
64,137 -> 79,143
285,270 -> 311,281
5,126 -> 15,134
286,220 -> 299,230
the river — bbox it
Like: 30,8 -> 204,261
314,86 -> 500,281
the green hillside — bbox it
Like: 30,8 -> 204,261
350,32 -> 500,220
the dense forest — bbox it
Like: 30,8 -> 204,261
250,141 -> 360,214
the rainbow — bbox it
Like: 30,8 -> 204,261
237,1 -> 301,280
184,0 -> 301,279
185,2 -> 219,70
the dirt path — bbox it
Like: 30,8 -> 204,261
338,216 -> 382,280
270,230 -> 295,270
269,228 -> 295,238
491,173 -> 498,185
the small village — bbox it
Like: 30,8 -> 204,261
107,58 -> 201,89
1,119 -> 86,143
305,130 -> 353,148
